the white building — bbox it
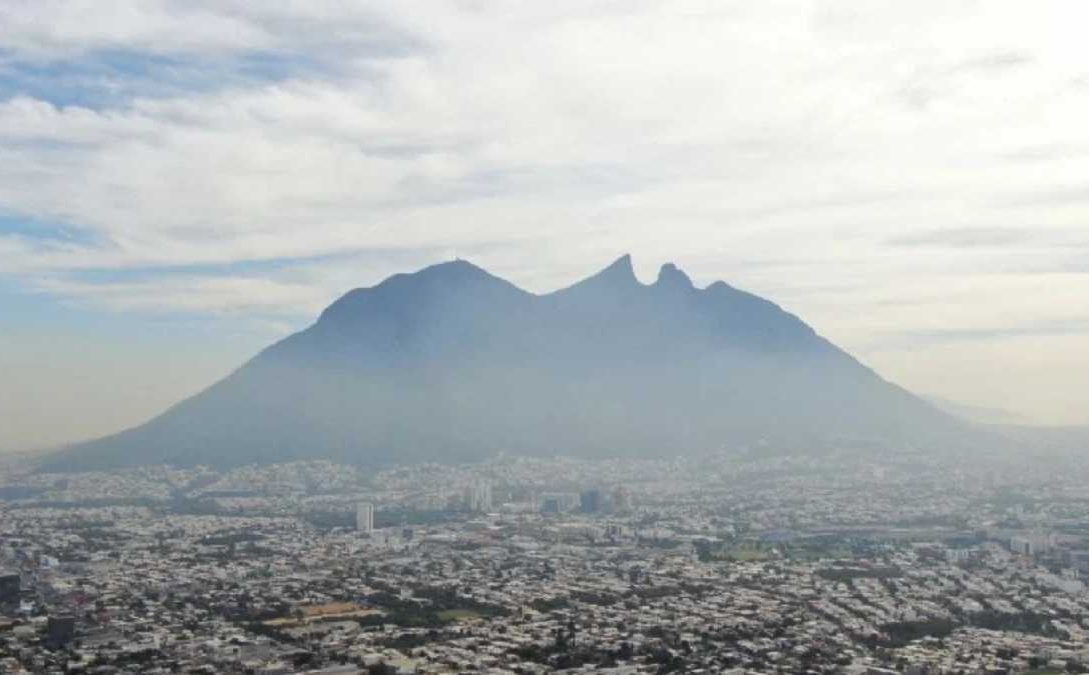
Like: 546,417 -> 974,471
356,502 -> 374,533
464,481 -> 492,512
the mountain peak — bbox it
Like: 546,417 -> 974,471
655,262 -> 693,290
316,257 -> 521,328
551,254 -> 640,298
599,253 -> 636,281
375,257 -> 513,292
414,257 -> 490,280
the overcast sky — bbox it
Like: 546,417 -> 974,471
2,1 -> 1089,451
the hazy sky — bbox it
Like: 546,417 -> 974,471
2,1 -> 1089,451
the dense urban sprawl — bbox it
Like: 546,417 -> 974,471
3,451 -> 1089,674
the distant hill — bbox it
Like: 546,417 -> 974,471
46,255 -> 975,470
925,396 -> 1031,426
991,424 -> 1089,457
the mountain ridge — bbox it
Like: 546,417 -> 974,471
43,255 -> 972,471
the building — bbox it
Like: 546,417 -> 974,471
356,502 -> 375,533
611,486 -> 632,512
1009,536 -> 1034,556
580,488 -> 605,514
0,573 -> 19,603
541,495 -> 562,514
464,481 -> 492,512
540,492 -> 579,514
1067,550 -> 1089,573
46,616 -> 76,647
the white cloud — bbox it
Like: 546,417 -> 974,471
0,1 -> 272,58
34,275 -> 329,316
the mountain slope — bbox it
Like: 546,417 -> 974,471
46,256 -> 971,470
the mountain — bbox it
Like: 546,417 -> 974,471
45,255 -> 972,471
925,395 -> 1030,426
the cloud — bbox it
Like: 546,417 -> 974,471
999,143 -> 1089,163
886,227 -> 1044,248
951,51 -> 1035,74
0,2 -> 421,61
1003,187 -> 1089,208
877,318 -> 1089,347
34,274 -> 329,316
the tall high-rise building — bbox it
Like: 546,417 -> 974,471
540,492 -> 579,514
0,572 -> 19,602
356,502 -> 374,533
611,486 -> 632,513
46,616 -> 76,647
541,495 -> 562,514
464,481 -> 493,512
580,488 -> 604,514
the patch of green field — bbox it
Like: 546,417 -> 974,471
437,609 -> 483,622
726,548 -> 770,561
